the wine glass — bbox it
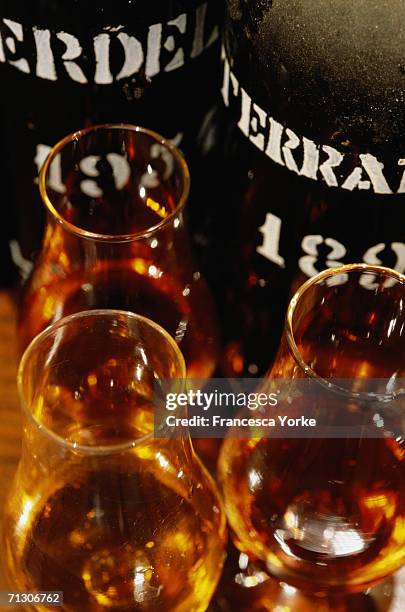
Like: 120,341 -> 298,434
4,309 -> 227,610
219,264 -> 405,593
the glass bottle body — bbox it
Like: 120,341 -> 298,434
212,1 -> 405,377
0,0 -> 223,283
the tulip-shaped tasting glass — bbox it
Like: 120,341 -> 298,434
18,124 -> 219,378
219,264 -> 405,593
4,310 -> 226,611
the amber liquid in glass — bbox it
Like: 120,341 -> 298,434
19,175 -> 218,377
11,468 -> 221,611
5,330 -> 224,611
19,263 -> 217,378
224,436 -> 404,589
220,329 -> 405,591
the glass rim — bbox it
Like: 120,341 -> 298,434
286,263 -> 405,402
39,123 -> 191,243
17,309 -> 187,455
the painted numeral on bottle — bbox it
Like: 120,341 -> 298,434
79,153 -> 131,197
34,144 -> 66,193
361,242 -> 405,288
34,145 -> 131,197
299,235 -> 347,285
257,213 -> 286,268
140,143 -> 175,189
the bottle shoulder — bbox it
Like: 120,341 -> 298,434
225,1 -> 405,145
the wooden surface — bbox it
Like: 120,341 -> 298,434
0,289 -> 404,610
0,291 -> 21,610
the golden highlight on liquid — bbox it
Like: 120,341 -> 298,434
219,334 -> 405,592
6,456 -> 224,611
19,257 -> 218,379
5,390 -> 226,610
5,309 -> 227,611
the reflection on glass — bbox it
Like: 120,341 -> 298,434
211,545 -> 394,611
219,264 -> 405,592
5,310 -> 226,611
